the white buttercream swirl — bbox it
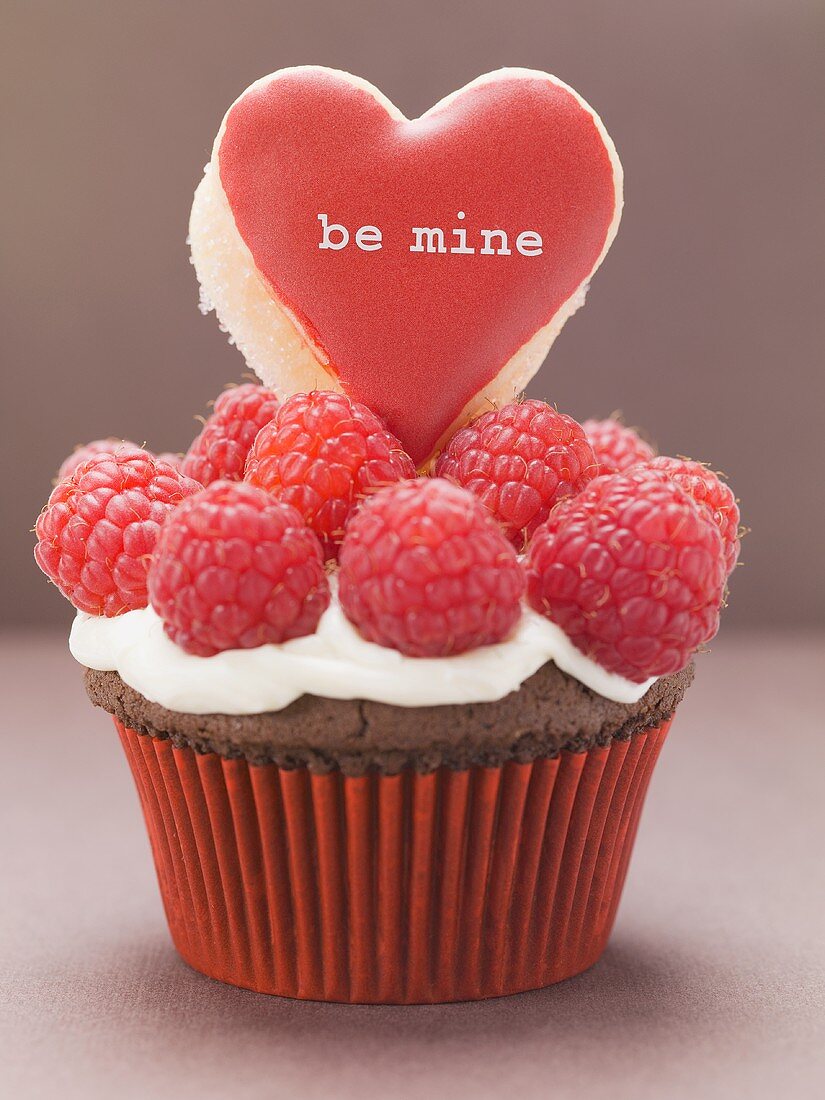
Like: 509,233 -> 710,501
69,595 -> 655,714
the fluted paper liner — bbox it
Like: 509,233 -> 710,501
115,717 -> 670,1003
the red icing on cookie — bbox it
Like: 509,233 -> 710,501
219,69 -> 619,465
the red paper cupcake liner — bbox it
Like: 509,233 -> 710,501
115,717 -> 671,1003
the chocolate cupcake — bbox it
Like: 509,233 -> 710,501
81,652 -> 691,1002
67,545 -> 697,1003
33,66 -> 740,1004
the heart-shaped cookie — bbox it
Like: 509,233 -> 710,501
190,67 -> 622,466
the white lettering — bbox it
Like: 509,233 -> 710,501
314,214 -> 541,258
516,230 -> 543,256
450,226 -> 475,254
355,225 -> 383,251
410,227 -> 447,253
317,213 -> 349,250
479,229 -> 511,256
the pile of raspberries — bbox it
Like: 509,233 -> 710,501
35,384 -> 740,683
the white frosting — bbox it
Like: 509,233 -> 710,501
69,596 -> 655,714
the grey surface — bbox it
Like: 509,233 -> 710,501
1,629 -> 824,1099
4,0 -> 825,629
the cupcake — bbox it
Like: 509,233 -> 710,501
33,66 -> 741,1003
79,633 -> 692,1003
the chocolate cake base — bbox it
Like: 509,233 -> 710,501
84,660 -> 693,776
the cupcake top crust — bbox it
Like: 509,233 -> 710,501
84,660 -> 692,776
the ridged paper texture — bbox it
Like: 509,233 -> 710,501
117,719 -> 670,1003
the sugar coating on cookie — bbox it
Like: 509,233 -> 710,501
190,66 -> 623,466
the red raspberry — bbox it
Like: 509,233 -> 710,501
181,383 -> 280,486
245,390 -> 417,560
583,418 -> 655,475
148,481 -> 330,656
35,448 -> 201,616
434,399 -> 597,550
645,456 -> 740,576
525,471 -> 726,682
58,438 -> 139,480
339,479 -> 525,657
155,451 -> 184,471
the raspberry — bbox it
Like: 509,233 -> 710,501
245,390 -> 417,560
583,417 -> 655,475
58,438 -> 139,481
155,451 -> 184,471
181,383 -> 280,486
644,456 -> 740,576
525,471 -> 726,682
35,448 -> 201,616
434,400 -> 597,550
339,478 -> 525,657
148,481 -> 329,656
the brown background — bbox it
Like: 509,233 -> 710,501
3,0 -> 823,628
